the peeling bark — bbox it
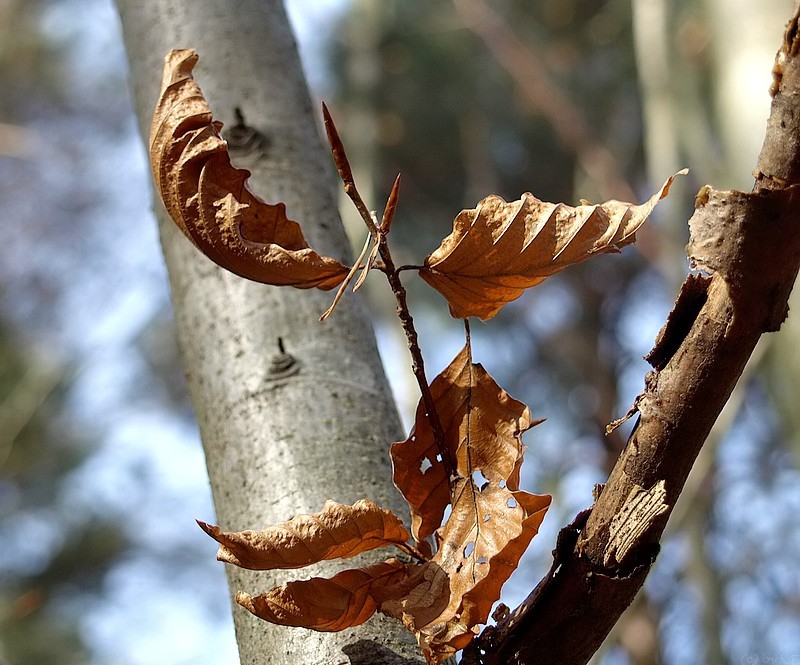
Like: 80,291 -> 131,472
470,7 -> 800,665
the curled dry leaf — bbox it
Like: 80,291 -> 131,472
150,49 -> 348,289
385,346 -> 551,662
420,171 -> 687,319
237,558 -> 410,631
197,498 -> 410,570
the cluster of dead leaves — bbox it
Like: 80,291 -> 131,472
149,49 -> 683,663
200,344 -> 550,664
151,49 -> 682,321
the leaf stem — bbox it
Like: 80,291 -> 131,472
377,229 -> 457,481
395,541 -> 429,563
320,231 -> 373,322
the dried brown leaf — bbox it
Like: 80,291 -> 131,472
198,499 -> 410,570
391,345 -> 540,543
378,485 -> 549,664
420,171 -> 686,319
236,558 -> 410,631
386,346 -> 551,662
150,49 -> 348,289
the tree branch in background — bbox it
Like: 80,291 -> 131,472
467,7 -> 800,664
451,0 -> 635,202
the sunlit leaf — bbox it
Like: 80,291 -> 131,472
150,49 -> 349,289
198,499 -> 410,570
237,558 -> 410,631
385,345 -> 551,662
420,171 -> 686,319
391,345 -> 540,543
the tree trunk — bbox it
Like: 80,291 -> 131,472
114,1 -> 423,663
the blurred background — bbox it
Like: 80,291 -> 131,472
2,0 -> 799,663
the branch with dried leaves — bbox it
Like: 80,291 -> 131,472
150,47 -> 689,664
462,9 -> 800,664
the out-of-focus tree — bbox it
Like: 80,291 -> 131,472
0,326 -> 101,665
1,0 -> 233,662
0,3 -> 126,662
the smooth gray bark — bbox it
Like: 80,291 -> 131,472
114,1 -> 423,663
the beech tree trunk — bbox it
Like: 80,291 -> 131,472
115,1 -> 423,663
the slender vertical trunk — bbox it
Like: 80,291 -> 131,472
705,0 -> 796,188
114,1 -> 423,662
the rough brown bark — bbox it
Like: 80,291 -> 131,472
468,7 -> 800,665
114,1 -> 423,663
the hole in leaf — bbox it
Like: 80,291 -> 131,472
443,504 -> 453,523
499,479 -> 507,489
507,497 -> 517,508
435,454 -> 442,462
464,541 -> 475,558
471,469 -> 489,491
420,457 -> 433,473
477,556 -> 487,564
483,514 -> 491,523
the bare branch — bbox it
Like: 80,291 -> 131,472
451,0 -> 635,202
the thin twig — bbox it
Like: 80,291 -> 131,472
320,231 -> 373,321
322,102 -> 378,238
354,175 -> 402,291
323,104 -> 456,480
377,224 -> 456,480
395,541 -> 430,563
353,240 -> 380,292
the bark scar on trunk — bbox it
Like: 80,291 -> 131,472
596,479 -> 669,568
